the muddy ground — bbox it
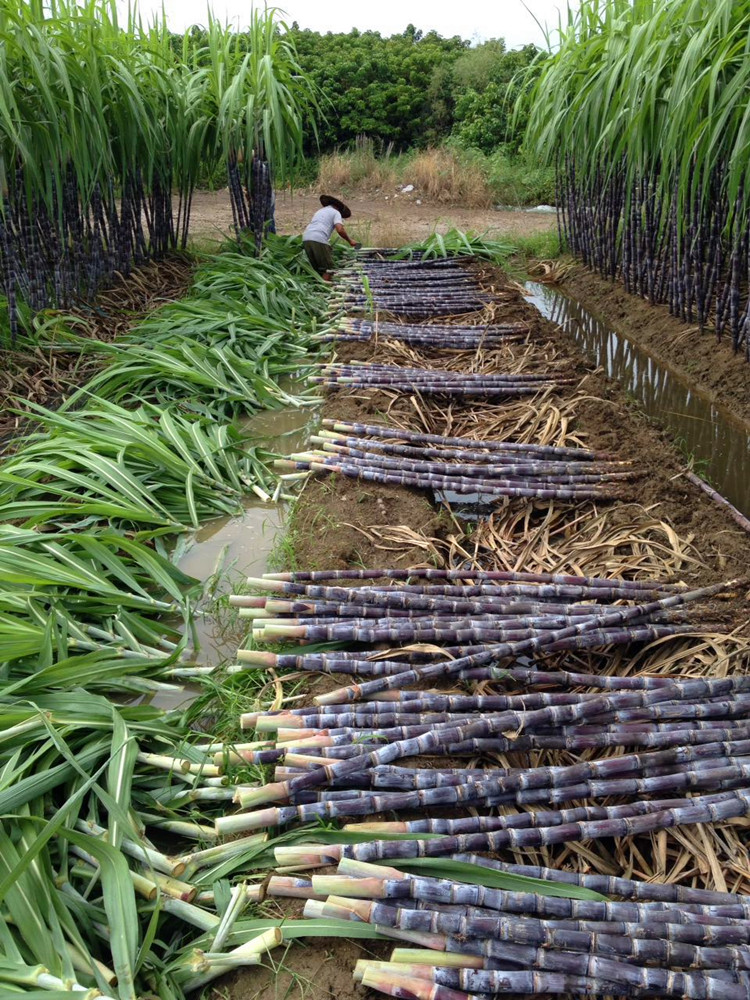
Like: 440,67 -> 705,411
216,265 -> 750,1000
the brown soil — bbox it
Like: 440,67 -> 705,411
563,263 -> 750,426
188,188 -> 558,247
219,935 -> 392,1000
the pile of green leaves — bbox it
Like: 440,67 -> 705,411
0,236 -> 334,997
0,525 -> 197,693
1,400 -> 276,531
62,237 -> 322,418
396,227 -> 518,263
0,235 -> 326,690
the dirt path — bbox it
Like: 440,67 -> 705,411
187,188 -> 558,246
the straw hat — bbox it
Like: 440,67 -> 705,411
320,194 -> 352,218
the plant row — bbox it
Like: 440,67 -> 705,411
0,2 -> 317,340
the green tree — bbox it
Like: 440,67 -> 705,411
451,43 -> 544,153
286,26 -> 467,151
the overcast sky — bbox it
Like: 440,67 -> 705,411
123,1 -> 577,49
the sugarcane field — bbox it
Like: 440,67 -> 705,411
4,2 -> 750,1000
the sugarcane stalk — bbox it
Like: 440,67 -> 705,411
311,578 -> 740,705
319,419 -> 615,460
449,854 -> 750,906
243,754 -> 750,827
162,897 -> 221,931
266,876 -> 324,900
335,789 -> 750,864
262,566 -> 675,589
339,895 -> 750,970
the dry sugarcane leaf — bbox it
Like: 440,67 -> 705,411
366,644 -> 456,662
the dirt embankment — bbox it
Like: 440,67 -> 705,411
219,266 -> 750,1000
563,263 -> 750,427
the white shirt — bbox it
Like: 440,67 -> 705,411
303,206 -> 343,243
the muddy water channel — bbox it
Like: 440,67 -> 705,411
175,405 -> 318,669
526,281 -> 750,518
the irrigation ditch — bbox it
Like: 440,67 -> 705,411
527,280 -> 750,520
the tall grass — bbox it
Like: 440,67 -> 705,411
0,2 -> 317,342
318,136 -> 397,191
524,0 -> 750,355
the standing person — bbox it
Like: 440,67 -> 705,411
303,195 -> 359,281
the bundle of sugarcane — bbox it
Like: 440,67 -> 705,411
235,565 -> 688,655
337,274 -> 479,291
318,418 -> 612,459
338,258 -> 469,276
311,362 -> 573,399
220,721 -> 750,832
332,261 -> 491,317
317,318 -> 529,348
219,571 -> 743,775
274,419 -> 636,500
303,858 -> 750,999
334,296 -> 491,319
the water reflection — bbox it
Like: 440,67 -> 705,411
526,282 -> 750,517
175,404 -> 318,668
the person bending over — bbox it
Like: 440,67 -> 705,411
303,194 -> 359,281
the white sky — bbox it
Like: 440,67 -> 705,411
122,1 -> 578,49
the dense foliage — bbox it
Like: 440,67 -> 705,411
525,0 -> 750,355
186,24 -> 543,155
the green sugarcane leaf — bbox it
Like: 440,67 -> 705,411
0,826 -> 61,971
107,712 -> 139,849
390,858 -> 609,900
185,468 -> 199,528
0,747 -> 114,905
60,830 -> 139,1000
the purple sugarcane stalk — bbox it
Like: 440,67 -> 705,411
244,666 -> 748,805
304,461 -> 616,499
240,625 -> 694,678
340,897 -> 750,971
263,614 -> 685,645
251,578 -> 675,607
316,438 -> 630,474
261,596 -> 631,618
312,445 -> 635,484
312,579 -> 739,703
450,853 -> 750,906
320,419 -> 613,460
339,791 -> 747,841
333,866 -> 750,926
369,965 -> 660,998
420,966 -> 746,998
239,725 -> 750,768
279,724 -> 750,761
237,758 -> 750,825
263,567 -> 677,590
338,790 -> 750,864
